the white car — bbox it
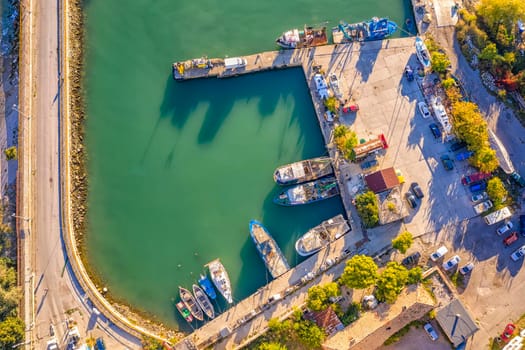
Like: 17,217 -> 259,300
423,323 -> 438,341
430,246 -> 448,262
471,192 -> 487,203
459,262 -> 474,275
418,101 -> 431,119
511,245 -> 525,262
497,222 -> 513,236
442,255 -> 461,271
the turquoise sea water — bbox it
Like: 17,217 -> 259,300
84,0 -> 414,328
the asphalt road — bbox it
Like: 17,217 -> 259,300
28,1 -> 140,349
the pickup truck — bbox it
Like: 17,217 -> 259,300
484,207 -> 511,225
461,172 -> 492,185
473,200 -> 493,215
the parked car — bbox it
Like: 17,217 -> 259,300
503,232 -> 519,247
402,252 -> 421,267
440,154 -> 454,170
459,262 -> 474,275
449,141 -> 467,151
469,182 -> 487,193
520,215 -> 525,236
501,323 -> 516,342
429,123 -> 442,138
405,65 -> 414,81
418,101 -> 431,118
360,159 -> 378,170
455,151 -> 473,161
430,246 -> 448,262
410,182 -> 424,198
497,222 -> 514,236
511,245 -> 525,261
423,323 -> 438,341
442,255 -> 461,271
471,192 -> 488,203
510,172 -> 525,188
405,192 -> 417,208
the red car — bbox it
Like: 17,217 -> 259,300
503,232 -> 519,247
501,323 -> 516,342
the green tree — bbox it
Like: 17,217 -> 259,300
470,147 -> 499,173
486,177 -> 508,207
441,78 -> 456,89
407,267 -> 423,285
375,262 -> 409,304
4,146 -> 17,161
258,342 -> 287,350
268,318 -> 292,340
477,0 -> 525,35
431,51 -> 451,75
392,231 -> 413,254
294,320 -> 326,348
0,317 -> 24,349
324,96 -> 340,114
354,191 -> 379,227
479,42 -> 498,61
0,258 -> 19,320
306,282 -> 340,311
340,255 -> 378,289
334,125 -> 347,138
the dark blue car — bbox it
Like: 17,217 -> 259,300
469,182 -> 487,193
429,123 -> 442,138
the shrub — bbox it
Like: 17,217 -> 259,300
4,147 -> 17,161
354,191 -> 379,227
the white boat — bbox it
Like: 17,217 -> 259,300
206,259 -> 233,304
192,284 -> 215,319
415,36 -> 431,69
295,215 -> 350,256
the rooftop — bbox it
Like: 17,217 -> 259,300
364,167 -> 400,193
435,299 -> 479,347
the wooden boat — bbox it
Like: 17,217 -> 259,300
192,284 -> 215,319
333,17 -> 397,43
175,301 -> 193,323
274,177 -> 339,206
179,286 -> 204,321
198,274 -> 217,300
276,24 -> 328,49
295,214 -> 350,256
273,156 -> 333,186
249,220 -> 290,278
206,259 -> 233,304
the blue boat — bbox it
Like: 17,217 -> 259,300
198,274 -> 217,300
333,17 -> 397,42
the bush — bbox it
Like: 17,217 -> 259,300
392,231 -> 413,254
340,302 -> 361,326
4,147 -> 17,161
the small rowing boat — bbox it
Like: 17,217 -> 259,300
192,284 -> 215,319
179,286 -> 204,321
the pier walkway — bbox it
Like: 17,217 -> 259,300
173,37 -> 417,350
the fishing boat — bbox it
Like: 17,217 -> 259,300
274,177 -> 339,206
249,220 -> 290,278
415,36 -> 431,69
198,274 -> 217,300
206,259 -> 233,304
273,156 -> 333,186
276,24 -> 328,49
192,284 -> 215,319
295,214 -> 350,257
175,301 -> 194,323
332,17 -> 397,43
179,286 -> 204,321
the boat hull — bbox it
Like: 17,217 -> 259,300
175,301 -> 194,323
198,274 -> 217,300
274,177 -> 339,206
415,37 -> 431,69
207,259 -> 234,304
295,214 -> 350,256
192,284 -> 215,319
179,286 -> 204,321
249,220 -> 290,278
273,156 -> 333,186
275,25 -> 328,49
334,17 -> 397,43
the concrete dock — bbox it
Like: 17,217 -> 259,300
172,36 -> 419,350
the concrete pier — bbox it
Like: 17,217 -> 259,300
172,36 -> 418,350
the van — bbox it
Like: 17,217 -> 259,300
224,57 -> 247,70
